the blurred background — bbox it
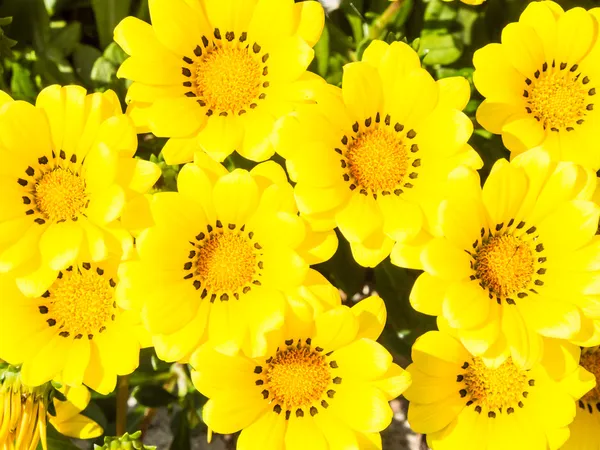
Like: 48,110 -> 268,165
0,0 -> 598,448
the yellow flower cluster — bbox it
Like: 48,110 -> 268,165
0,0 -> 598,449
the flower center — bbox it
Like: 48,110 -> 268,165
181,29 -> 270,116
195,46 -> 261,113
40,264 -> 117,339
338,114 -> 421,198
580,349 -> 600,406
34,168 -> 87,222
264,345 -> 331,410
474,234 -> 534,298
184,223 -> 262,301
345,127 -> 409,193
460,357 -> 532,415
524,62 -> 595,131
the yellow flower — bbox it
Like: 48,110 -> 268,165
281,40 -> 481,267
190,296 -> 411,450
404,331 -> 595,450
562,346 -> 600,450
409,149 -> 600,369
0,258 -> 145,395
441,0 -> 485,4
114,0 -> 324,164
474,2 -> 600,169
0,86 -> 160,295
116,156 -> 339,363
0,368 -> 102,450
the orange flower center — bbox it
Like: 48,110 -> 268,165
525,63 -> 594,131
474,235 -> 534,298
346,127 -> 409,192
41,265 -> 117,339
580,349 -> 600,405
460,357 -> 531,414
195,46 -> 262,113
34,168 -> 87,222
265,346 -> 331,410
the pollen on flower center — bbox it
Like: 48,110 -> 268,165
462,357 -> 530,412
345,127 -> 409,192
43,266 -> 116,338
474,234 -> 534,298
195,46 -> 262,113
580,349 -> 600,404
265,346 -> 331,410
195,232 -> 257,294
34,168 -> 87,222
526,68 -> 590,130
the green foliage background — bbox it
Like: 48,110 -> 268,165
0,0 -> 598,448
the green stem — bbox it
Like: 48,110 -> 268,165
369,0 -> 405,39
116,375 -> 130,436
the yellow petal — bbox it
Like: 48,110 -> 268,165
147,97 -> 206,137
162,137 -> 202,165
442,281 -> 491,330
335,193 -> 383,243
421,238 -> 472,281
203,392 -> 267,434
333,338 -> 392,381
410,331 -> 468,376
409,272 -> 447,316
198,115 -> 244,162
293,1 -> 324,47
342,62 -> 383,122
501,22 -> 545,77
352,296 -> 386,341
51,414 -> 103,439
285,415 -> 328,450
39,222 -> 83,270
436,76 -> 471,111
148,0 -> 210,56
237,411 -> 286,450
313,306 -> 359,352
86,184 -> 126,224
213,169 -> 259,224
329,382 -> 392,433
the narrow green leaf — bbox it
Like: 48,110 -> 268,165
91,0 -> 132,49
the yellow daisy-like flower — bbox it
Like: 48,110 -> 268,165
114,0 -> 324,164
441,0 -> 485,4
563,346 -> 600,450
0,258 -> 144,395
474,2 -> 600,169
410,149 -> 600,369
117,156 -> 338,363
0,86 -> 160,295
0,368 -> 102,450
190,296 -> 411,450
281,40 -> 481,267
404,331 -> 595,450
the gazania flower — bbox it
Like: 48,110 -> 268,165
474,2 -> 600,169
404,331 -> 595,450
114,0 -> 324,164
0,86 -> 160,294
563,347 -> 600,450
0,365 -> 102,450
0,258 -> 144,395
281,40 -> 481,267
410,149 -> 600,369
116,156 -> 339,363
190,296 -> 411,450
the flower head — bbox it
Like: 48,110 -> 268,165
405,331 -> 596,450
0,258 -> 146,394
190,297 -> 411,449
281,40 -> 481,267
0,86 -> 160,294
474,2 -> 600,168
562,346 -> 600,450
114,0 -> 325,163
117,156 -> 338,362
0,365 -> 102,450
410,149 -> 600,369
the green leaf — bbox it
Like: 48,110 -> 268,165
91,0 -> 132,49
170,409 -> 191,450
73,43 -> 102,87
312,22 -> 330,77
103,42 -> 128,66
40,424 -> 81,450
133,385 -> 178,408
49,21 -> 81,56
0,0 -> 50,51
90,56 -> 116,84
418,33 -> 462,66
10,62 -> 37,101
